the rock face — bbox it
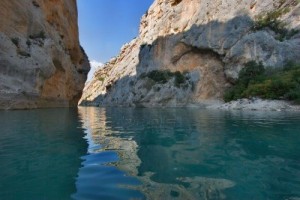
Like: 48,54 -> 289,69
207,98 -> 300,111
80,0 -> 300,107
0,0 -> 90,109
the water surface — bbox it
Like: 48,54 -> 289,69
0,109 -> 87,199
0,107 -> 300,199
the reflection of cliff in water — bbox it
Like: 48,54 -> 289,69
78,107 -> 142,176
77,107 -> 238,199
73,107 -> 144,200
99,107 -> 227,174
77,107 -> 300,200
107,108 -> 237,199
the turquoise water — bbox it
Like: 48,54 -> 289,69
0,108 -> 300,199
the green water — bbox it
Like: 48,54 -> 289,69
0,108 -> 300,199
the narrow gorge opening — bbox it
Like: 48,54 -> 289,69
77,0 -> 153,83
1,1 -> 300,200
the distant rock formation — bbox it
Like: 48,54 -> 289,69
80,0 -> 300,107
0,0 -> 90,109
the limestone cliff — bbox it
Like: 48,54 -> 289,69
80,0 -> 300,107
0,0 -> 90,109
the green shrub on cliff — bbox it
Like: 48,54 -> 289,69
144,70 -> 173,84
29,31 -> 46,40
174,71 -> 186,87
224,61 -> 300,103
171,0 -> 182,6
252,8 -> 299,41
11,37 -> 20,47
140,69 -> 187,88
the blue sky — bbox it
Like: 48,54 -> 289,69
78,0 -> 153,66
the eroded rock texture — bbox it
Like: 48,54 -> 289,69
0,0 -> 90,109
80,0 -> 300,107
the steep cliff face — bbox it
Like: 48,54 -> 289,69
0,0 -> 90,109
80,0 -> 300,107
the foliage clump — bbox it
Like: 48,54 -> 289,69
26,39 -> 31,47
98,76 -> 105,82
18,50 -> 31,58
252,8 -> 299,41
29,31 -> 46,40
171,0 -> 182,6
32,1 -> 40,7
141,69 -> 187,88
11,37 -> 20,47
174,71 -> 186,87
143,70 -> 172,84
224,61 -> 300,104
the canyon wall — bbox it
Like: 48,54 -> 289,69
80,0 -> 300,107
0,0 -> 90,109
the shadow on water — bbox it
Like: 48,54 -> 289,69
77,107 -> 300,200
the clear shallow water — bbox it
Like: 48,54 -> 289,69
0,108 -> 300,199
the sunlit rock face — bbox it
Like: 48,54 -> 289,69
80,0 -> 300,107
0,0 -> 90,109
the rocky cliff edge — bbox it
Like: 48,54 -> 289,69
0,0 -> 90,109
80,0 -> 300,107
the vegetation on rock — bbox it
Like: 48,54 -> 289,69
140,70 -> 188,88
11,37 -> 19,47
171,0 -> 182,6
252,8 -> 299,41
32,1 -> 40,7
29,31 -> 46,40
98,76 -> 105,82
26,39 -> 31,47
224,61 -> 300,103
17,50 -> 31,57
